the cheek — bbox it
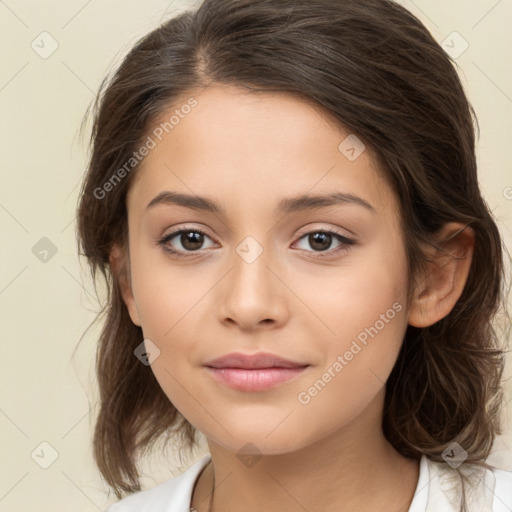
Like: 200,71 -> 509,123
294,235 -> 409,407
128,254 -> 206,414
129,243 -> 204,341
293,280 -> 408,442
294,235 -> 408,356
128,246 -> 215,404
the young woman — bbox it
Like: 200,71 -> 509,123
76,1 -> 512,511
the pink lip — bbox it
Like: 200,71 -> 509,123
204,352 -> 307,369
205,367 -> 310,392
203,352 -> 310,392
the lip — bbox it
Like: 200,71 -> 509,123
203,352 -> 310,392
205,367 -> 310,392
204,352 -> 308,369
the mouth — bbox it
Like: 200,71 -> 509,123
204,351 -> 308,370
203,352 -> 311,392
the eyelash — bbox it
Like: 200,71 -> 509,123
157,227 -> 356,260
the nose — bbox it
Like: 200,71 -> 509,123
218,244 -> 289,331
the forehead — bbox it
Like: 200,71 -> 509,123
127,85 -> 396,219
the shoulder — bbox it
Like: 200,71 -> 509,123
105,454 -> 211,512
424,455 -> 512,511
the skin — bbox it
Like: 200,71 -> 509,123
111,85 -> 475,512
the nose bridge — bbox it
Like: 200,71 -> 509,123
219,232 -> 287,328
227,204 -> 276,282
230,233 -> 273,300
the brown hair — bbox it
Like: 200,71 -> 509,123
76,0 -> 508,504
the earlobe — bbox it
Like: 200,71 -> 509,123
109,243 -> 142,327
408,223 -> 475,328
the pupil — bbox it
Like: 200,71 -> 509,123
182,231 -> 203,250
310,232 -> 331,251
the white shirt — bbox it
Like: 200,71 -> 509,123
105,453 -> 512,511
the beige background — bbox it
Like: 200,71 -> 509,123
0,1 -> 511,510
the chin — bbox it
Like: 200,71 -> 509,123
204,422 -> 315,457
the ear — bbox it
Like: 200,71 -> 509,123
408,222 -> 475,328
109,243 -> 141,327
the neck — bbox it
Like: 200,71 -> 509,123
191,392 -> 420,512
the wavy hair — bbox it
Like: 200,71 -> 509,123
76,0 -> 508,505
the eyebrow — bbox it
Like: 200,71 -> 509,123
146,190 -> 376,215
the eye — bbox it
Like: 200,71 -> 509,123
293,229 -> 356,258
157,227 -> 356,259
158,228 -> 217,258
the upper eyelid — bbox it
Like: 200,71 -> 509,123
162,225 -> 354,248
163,226 -> 217,243
163,224 -> 352,238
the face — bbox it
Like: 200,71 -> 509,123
118,85 -> 411,455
